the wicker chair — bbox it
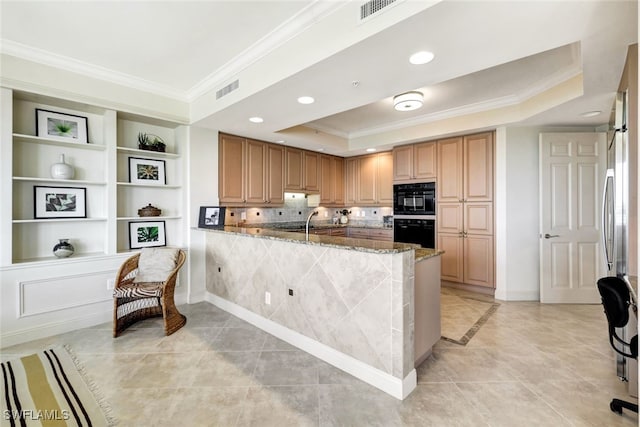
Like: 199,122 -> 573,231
113,249 -> 186,337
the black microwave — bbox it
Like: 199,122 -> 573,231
393,182 -> 436,215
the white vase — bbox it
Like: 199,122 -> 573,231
50,154 -> 74,179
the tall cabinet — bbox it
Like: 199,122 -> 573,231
437,132 -> 494,288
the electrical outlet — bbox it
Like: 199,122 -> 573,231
106,278 -> 115,290
324,211 -> 328,217
288,289 -> 294,296
265,291 -> 271,305
241,212 -> 247,220
361,211 -> 366,217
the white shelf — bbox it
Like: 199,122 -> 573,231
13,176 -> 108,186
11,251 -> 109,266
117,216 -> 182,221
117,182 -> 181,189
13,133 -> 105,151
117,146 -> 180,159
13,218 -> 108,224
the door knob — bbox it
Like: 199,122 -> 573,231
544,233 -> 560,239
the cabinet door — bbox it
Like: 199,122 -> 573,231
345,157 -> 357,204
437,137 -> 463,202
330,228 -> 346,237
303,151 -> 320,192
464,202 -> 493,235
392,145 -> 413,181
285,147 -> 303,190
334,157 -> 345,205
266,143 -> 285,205
245,139 -> 266,204
356,155 -> 376,204
438,233 -> 464,283
464,132 -> 493,202
348,228 -> 370,239
219,134 -> 246,203
376,151 -> 394,205
368,229 -> 393,241
320,154 -> 334,204
437,202 -> 463,234
463,234 -> 494,287
413,141 -> 437,180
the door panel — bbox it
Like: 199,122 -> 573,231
245,139 -> 266,204
464,132 -> 493,202
540,132 -> 606,303
266,144 -> 284,205
414,141 -> 437,180
438,233 -> 463,282
465,202 -> 493,235
437,137 -> 463,202
464,235 -> 494,287
437,203 -> 462,233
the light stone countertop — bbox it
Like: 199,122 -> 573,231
198,226 -> 444,258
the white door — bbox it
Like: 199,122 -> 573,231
539,132 -> 606,303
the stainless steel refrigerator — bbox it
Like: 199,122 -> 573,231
602,89 -> 637,397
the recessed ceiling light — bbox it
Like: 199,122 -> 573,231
580,110 -> 602,117
393,91 -> 423,111
409,51 -> 435,65
275,140 -> 285,144
297,96 -> 315,104
318,148 -> 324,152
249,117 -> 263,123
366,148 -> 377,152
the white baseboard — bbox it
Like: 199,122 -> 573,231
205,292 -> 416,400
1,310 -> 112,349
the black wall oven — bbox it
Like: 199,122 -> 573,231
393,182 -> 436,249
393,182 -> 435,215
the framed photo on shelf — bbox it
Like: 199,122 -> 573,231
36,109 -> 89,144
198,206 -> 226,229
128,157 -> 166,186
129,220 -> 166,249
34,186 -> 87,219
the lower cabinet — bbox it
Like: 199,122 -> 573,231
438,233 -> 494,288
347,228 -> 393,241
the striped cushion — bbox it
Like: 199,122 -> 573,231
113,282 -> 163,298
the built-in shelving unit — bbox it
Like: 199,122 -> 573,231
1,89 -> 186,265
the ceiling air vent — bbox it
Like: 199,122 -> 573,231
360,0 -> 397,21
216,79 -> 239,100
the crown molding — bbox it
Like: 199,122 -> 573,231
1,39 -> 189,101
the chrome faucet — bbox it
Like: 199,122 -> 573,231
305,211 -> 318,239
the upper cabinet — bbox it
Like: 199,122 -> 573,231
218,133 -> 284,206
393,141 -> 437,182
437,133 -> 493,202
303,151 -> 320,192
348,151 -> 393,206
284,147 -> 304,191
320,154 -> 344,206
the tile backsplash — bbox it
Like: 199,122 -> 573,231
224,192 -> 393,226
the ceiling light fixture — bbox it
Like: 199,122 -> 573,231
298,96 -> 315,104
249,117 -> 263,123
393,91 -> 423,111
409,51 -> 435,65
580,110 -> 602,118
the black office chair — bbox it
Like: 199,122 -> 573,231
597,276 -> 638,415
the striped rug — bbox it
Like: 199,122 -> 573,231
1,346 -> 115,426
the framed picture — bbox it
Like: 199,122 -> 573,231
198,206 -> 226,229
36,109 -> 89,144
129,220 -> 166,249
128,157 -> 166,186
34,186 -> 87,219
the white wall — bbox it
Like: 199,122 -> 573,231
186,127 -> 219,303
497,125 -> 597,301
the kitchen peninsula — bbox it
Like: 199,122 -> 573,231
202,226 -> 442,399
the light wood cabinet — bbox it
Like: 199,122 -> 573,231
393,141 -> 437,182
285,147 -> 303,191
219,134 -> 284,205
266,144 -> 285,205
303,151 -> 320,192
320,155 -> 345,206
345,157 -> 357,205
436,132 -> 494,288
347,228 -> 393,241
353,152 -> 393,206
219,134 -> 246,204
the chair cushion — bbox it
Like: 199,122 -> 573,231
113,282 -> 163,298
133,247 -> 179,283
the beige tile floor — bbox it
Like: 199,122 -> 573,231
2,286 -> 638,426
